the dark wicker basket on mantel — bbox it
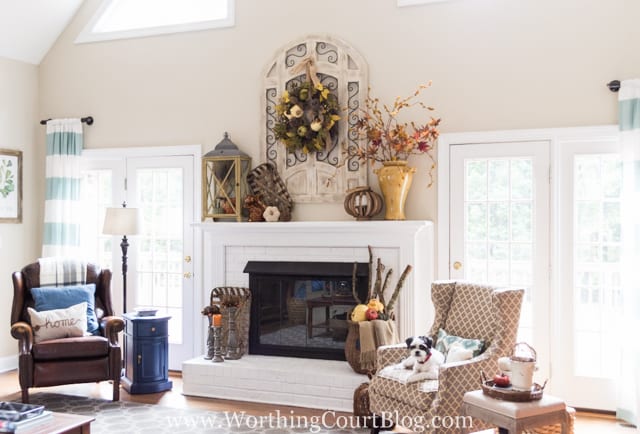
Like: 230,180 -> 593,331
246,162 -> 293,221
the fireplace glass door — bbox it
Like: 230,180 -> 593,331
245,261 -> 368,360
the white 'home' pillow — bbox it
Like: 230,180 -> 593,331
27,302 -> 88,343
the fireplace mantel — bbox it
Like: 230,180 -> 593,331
193,220 -> 434,345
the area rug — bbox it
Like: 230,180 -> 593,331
22,393 -> 369,434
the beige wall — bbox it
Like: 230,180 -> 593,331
38,0 -> 639,221
0,57 -> 39,361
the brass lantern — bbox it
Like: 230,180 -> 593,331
202,132 -> 251,221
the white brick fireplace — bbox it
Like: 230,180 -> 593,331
196,220 -> 434,339
183,220 -> 434,411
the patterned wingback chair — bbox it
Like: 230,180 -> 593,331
369,281 -> 524,433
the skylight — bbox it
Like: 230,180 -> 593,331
76,0 -> 234,43
397,0 -> 448,6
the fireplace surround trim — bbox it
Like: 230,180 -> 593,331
193,220 -> 434,356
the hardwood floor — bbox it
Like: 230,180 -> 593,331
0,370 -> 332,417
0,370 -> 635,433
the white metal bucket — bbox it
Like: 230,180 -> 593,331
510,358 -> 536,390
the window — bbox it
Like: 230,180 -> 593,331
76,0 -> 234,43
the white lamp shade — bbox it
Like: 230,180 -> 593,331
103,207 -> 140,235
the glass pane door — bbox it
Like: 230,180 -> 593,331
80,169 -> 114,269
450,141 -> 550,378
556,140 -> 621,410
573,154 -> 622,378
127,156 -> 194,370
79,157 -> 124,272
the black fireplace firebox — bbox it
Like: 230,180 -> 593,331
243,261 -> 369,360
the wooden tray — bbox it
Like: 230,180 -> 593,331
480,372 -> 547,402
481,380 -> 546,402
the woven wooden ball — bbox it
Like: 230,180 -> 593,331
344,186 -> 383,220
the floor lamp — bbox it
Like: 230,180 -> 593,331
103,204 -> 140,314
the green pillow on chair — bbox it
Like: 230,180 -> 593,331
435,328 -> 485,358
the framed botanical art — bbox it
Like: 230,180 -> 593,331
0,149 -> 22,223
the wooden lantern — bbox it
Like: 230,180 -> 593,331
202,133 -> 251,222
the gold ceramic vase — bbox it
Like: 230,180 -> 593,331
375,160 -> 416,220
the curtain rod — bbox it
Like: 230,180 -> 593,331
607,80 -> 620,92
40,116 -> 94,125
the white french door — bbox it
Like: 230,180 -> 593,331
555,138 -> 621,410
80,146 -> 199,370
80,158 -> 123,271
441,127 -> 623,411
126,156 -> 194,370
449,140 -> 551,382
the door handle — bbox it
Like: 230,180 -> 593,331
184,272 -> 192,279
185,255 -> 192,263
453,261 -> 463,270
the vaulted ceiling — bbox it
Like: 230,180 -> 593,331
0,0 -> 83,65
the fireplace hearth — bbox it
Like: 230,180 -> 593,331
244,261 -> 369,360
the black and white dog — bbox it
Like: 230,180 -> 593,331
402,336 -> 445,378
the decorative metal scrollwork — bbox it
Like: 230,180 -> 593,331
347,82 -> 361,171
265,88 -> 278,163
285,74 -> 306,91
285,43 -> 308,68
286,148 -> 309,167
318,73 -> 338,91
314,135 -> 339,166
316,42 -> 338,64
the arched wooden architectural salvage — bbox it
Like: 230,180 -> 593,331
263,35 -> 368,203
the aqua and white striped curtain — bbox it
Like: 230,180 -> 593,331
617,80 -> 640,429
42,119 -> 84,257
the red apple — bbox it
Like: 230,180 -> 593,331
365,308 -> 379,321
493,373 -> 511,387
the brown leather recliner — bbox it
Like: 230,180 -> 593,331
10,262 -> 124,403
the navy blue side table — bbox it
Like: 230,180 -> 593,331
122,313 -> 173,394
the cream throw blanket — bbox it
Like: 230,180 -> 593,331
38,257 -> 87,287
359,319 -> 399,372
378,363 -> 439,384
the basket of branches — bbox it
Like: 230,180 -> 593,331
345,246 -> 412,374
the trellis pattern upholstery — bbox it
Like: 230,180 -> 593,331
369,281 -> 524,433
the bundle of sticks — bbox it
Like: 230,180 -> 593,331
351,245 -> 413,320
